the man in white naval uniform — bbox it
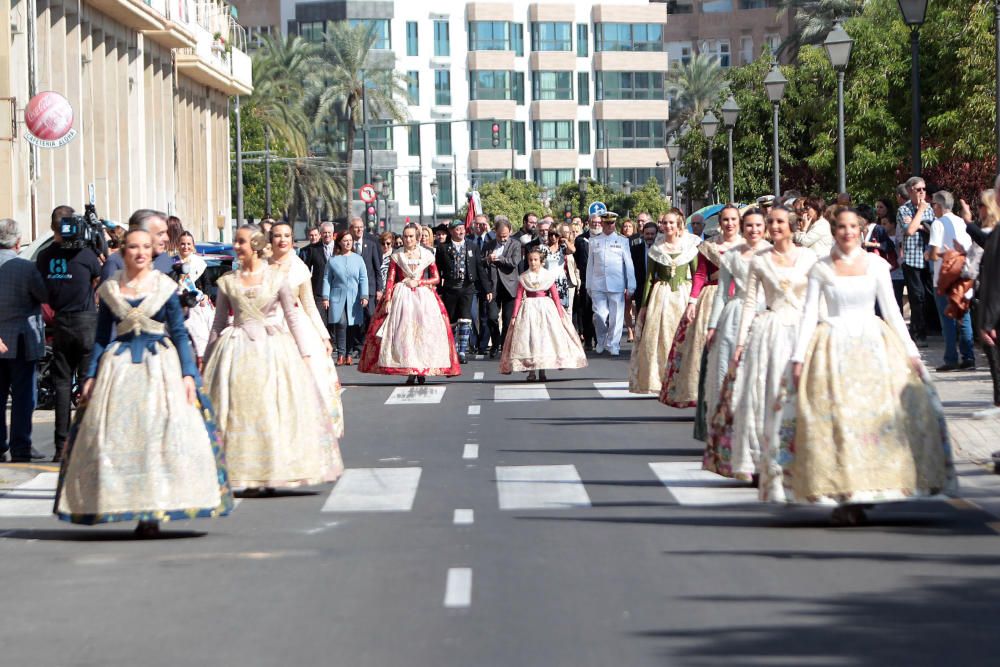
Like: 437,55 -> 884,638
586,215 -> 636,355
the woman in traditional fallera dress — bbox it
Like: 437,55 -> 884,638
269,221 -> 346,440
702,210 -> 770,478
661,205 -> 742,415
628,210 -> 699,394
203,226 -> 341,493
731,206 -> 816,496
783,209 -> 956,524
500,247 -> 587,381
358,224 -> 460,384
54,229 -> 232,537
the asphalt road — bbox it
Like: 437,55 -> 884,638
2,352 -> 1000,666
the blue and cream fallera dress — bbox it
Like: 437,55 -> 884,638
54,271 -> 233,524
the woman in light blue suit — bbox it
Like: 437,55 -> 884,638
322,231 -> 369,365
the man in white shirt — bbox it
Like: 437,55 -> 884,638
586,214 -> 636,355
928,190 -> 975,371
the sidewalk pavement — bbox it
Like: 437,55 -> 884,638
918,336 -> 999,464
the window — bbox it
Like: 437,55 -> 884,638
469,70 -> 513,100
407,123 -> 420,156
595,72 -> 666,100
352,126 -> 392,151
578,72 -> 589,105
579,168 -> 591,179
533,169 -> 575,189
514,121 -> 526,154
348,19 -> 391,49
406,21 -> 418,56
470,169 -> 513,185
531,22 -> 572,51
740,0 -> 773,8
469,21 -> 510,51
701,0 -> 733,12
681,46 -> 692,65
299,21 -> 324,42
578,121 -> 591,154
765,33 -> 781,56
596,120 -> 665,149
435,123 -> 452,155
532,121 -> 574,150
597,168 -> 665,192
408,171 -> 421,206
435,170 -> 454,206
435,70 -> 451,105
740,36 -> 754,65
434,20 -> 450,57
666,0 -> 695,13
576,24 -> 588,57
514,72 -> 525,105
470,120 -> 512,149
595,23 -> 664,52
512,23 -> 524,56
701,39 -> 731,67
532,71 -> 573,101
406,71 -> 419,105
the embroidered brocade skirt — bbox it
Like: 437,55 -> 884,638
660,284 -> 717,408
500,297 -> 587,373
780,317 -> 956,505
204,327 -> 341,488
628,282 -> 690,395
55,340 -> 233,524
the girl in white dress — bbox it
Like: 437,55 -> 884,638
785,209 -> 956,524
500,248 -> 587,381
731,206 -> 816,496
702,210 -> 770,478
269,221 -> 346,439
176,231 -> 214,370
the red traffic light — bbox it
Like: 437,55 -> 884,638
491,123 -> 500,133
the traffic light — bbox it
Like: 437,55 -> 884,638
366,204 -> 377,229
491,121 -> 501,148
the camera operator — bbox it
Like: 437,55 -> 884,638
36,205 -> 102,462
100,209 -> 173,282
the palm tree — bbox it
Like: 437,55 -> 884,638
247,33 -> 321,156
285,157 -> 345,223
666,53 -> 729,135
775,0 -> 866,60
311,21 -> 409,206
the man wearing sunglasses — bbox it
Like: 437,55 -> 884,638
897,176 -> 936,347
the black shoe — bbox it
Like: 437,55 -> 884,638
9,455 -> 32,463
30,447 -> 45,460
417,376 -> 426,385
936,363 -> 959,372
52,450 -> 64,463
959,359 -> 976,370
0,449 -> 6,463
405,375 -> 416,385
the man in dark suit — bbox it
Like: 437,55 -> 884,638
348,217 -> 384,355
437,220 -> 492,363
482,215 -> 521,357
300,222 -> 337,336
631,221 -> 658,299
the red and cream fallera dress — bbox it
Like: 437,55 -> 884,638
359,247 -> 460,377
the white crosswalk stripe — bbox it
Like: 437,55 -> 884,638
0,472 -> 58,517
593,381 -> 652,399
494,384 -> 550,402
384,386 -> 446,405
495,465 -> 592,510
322,467 -> 422,512
648,461 -> 760,506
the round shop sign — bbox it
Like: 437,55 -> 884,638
24,91 -> 78,148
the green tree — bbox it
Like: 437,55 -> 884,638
776,0 -> 867,61
666,54 -> 729,135
312,21 -> 409,203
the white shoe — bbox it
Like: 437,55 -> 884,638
609,348 -> 620,356
595,343 -> 606,354
973,406 -> 1000,420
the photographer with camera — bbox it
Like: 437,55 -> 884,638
36,205 -> 102,462
100,209 -> 173,282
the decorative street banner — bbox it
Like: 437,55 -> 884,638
24,91 -> 77,148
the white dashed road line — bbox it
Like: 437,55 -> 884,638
444,568 -> 473,608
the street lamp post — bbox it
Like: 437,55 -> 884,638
897,0 -> 928,176
372,174 -> 383,233
578,174 -> 588,217
824,22 -> 854,195
655,161 -> 670,205
721,96 -> 740,204
380,177 -> 391,231
665,134 -> 682,209
763,61 -> 788,200
622,180 -> 632,218
430,178 -> 439,223
701,111 -> 719,205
